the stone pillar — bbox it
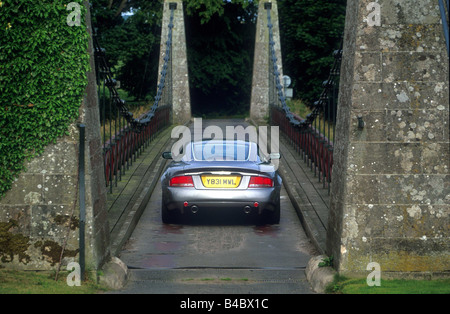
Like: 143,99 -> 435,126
159,0 -> 191,125
327,0 -> 449,277
250,1 -> 283,124
80,0 -> 111,270
0,1 -> 110,271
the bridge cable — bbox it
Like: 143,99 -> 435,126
93,5 -> 175,132
266,6 -> 343,130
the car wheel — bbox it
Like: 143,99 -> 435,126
161,202 -> 176,224
265,201 -> 280,225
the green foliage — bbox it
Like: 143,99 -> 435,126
91,0 -> 162,101
318,256 -> 334,267
278,0 -> 346,106
186,1 -> 257,116
0,0 -> 90,199
184,0 -> 254,24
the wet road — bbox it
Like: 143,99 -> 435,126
113,119 -> 319,294
116,179 -> 318,293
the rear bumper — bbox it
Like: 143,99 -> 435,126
162,186 -> 280,215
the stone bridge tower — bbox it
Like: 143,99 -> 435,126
159,0 -> 191,125
0,1 -> 109,271
250,0 -> 284,124
327,0 -> 449,277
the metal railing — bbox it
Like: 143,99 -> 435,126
93,5 -> 175,193
266,3 -> 342,193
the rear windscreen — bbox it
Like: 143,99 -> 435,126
193,142 -> 250,161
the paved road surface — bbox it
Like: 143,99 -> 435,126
111,119 -> 319,294
114,180 -> 318,294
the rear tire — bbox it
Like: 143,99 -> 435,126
265,200 -> 280,224
161,202 -> 176,224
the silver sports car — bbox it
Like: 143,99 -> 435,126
160,140 -> 281,224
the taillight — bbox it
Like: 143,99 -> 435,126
248,176 -> 273,188
170,176 -> 194,187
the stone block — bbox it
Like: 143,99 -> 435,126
379,0 -> 442,25
25,142 -> 77,175
385,109 -> 447,142
30,205 -> 78,239
378,174 -> 449,205
369,238 -> 450,273
42,175 -> 77,205
382,52 -> 448,82
1,175 -> 43,205
306,255 -> 336,293
0,205 -> 31,235
421,143 -> 449,174
355,52 -> 382,82
99,257 -> 129,290
347,142 -> 422,175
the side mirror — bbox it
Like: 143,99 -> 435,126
269,152 -> 281,160
162,152 -> 173,159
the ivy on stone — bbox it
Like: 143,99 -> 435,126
0,0 -> 90,198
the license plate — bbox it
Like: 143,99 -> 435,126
201,176 -> 241,188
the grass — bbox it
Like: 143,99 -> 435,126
101,102 -> 152,143
286,99 -> 313,119
0,269 -> 108,294
326,275 -> 450,294
286,99 -> 335,141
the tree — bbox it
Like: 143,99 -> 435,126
91,0 -> 255,105
186,1 -> 257,116
184,0 -> 254,24
278,0 -> 346,106
91,0 -> 162,101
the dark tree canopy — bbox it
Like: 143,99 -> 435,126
91,0 -> 347,113
91,0 -> 162,101
278,0 -> 346,106
186,1 -> 257,116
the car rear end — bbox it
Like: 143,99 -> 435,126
161,141 -> 281,224
163,168 -> 280,219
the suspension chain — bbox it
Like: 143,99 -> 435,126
266,6 -> 343,130
93,5 -> 175,132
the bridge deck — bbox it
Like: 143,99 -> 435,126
278,134 -> 330,254
107,126 -> 175,256
106,120 -> 330,257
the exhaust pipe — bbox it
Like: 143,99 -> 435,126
244,206 -> 252,214
191,205 -> 199,214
